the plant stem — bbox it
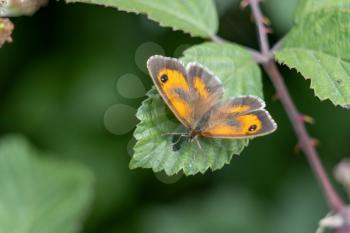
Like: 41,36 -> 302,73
210,34 -> 226,43
210,34 -> 268,63
248,0 -> 344,212
263,61 -> 343,211
249,0 -> 269,55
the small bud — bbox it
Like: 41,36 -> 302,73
319,213 -> 344,229
0,0 -> 47,17
0,18 -> 14,47
317,208 -> 350,233
335,159 -> 350,197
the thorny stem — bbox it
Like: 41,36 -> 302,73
211,5 -> 344,212
210,1 -> 347,223
247,0 -> 344,212
263,61 -> 344,212
248,0 -> 269,55
210,0 -> 345,215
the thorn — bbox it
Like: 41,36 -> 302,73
310,138 -> 319,147
294,138 -> 319,154
296,115 -> 304,123
298,114 -> 315,124
240,0 -> 250,8
303,115 -> 315,124
263,26 -> 273,34
261,15 -> 271,26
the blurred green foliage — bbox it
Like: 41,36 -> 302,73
0,135 -> 93,233
0,0 -> 349,233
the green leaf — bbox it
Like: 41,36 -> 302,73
181,43 -> 263,98
294,0 -> 350,23
65,0 -> 218,38
0,135 -> 94,233
275,9 -> 350,106
130,42 -> 262,176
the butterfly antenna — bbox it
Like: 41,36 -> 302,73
161,132 -> 185,136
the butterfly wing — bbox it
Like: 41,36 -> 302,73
187,62 -> 224,102
147,56 -> 225,129
147,55 -> 194,128
186,62 -> 224,124
200,96 -> 277,138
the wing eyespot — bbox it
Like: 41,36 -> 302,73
248,124 -> 257,132
160,74 -> 168,83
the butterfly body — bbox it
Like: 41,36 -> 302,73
147,55 -> 277,141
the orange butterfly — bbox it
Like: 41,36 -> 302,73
147,55 -> 277,144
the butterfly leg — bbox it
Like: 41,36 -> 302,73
171,134 -> 186,146
195,138 -> 202,150
161,132 -> 189,145
170,134 -> 184,146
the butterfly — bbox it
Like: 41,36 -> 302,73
147,55 -> 277,146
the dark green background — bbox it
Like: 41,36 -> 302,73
0,0 -> 349,232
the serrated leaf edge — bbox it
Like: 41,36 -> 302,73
66,0 -> 217,38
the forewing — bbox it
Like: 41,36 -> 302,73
147,55 -> 193,128
200,97 -> 277,138
186,63 -> 224,124
187,63 -> 224,101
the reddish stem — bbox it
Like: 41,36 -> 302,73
263,61 -> 343,211
248,0 -> 344,212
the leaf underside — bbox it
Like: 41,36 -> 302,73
130,42 -> 263,176
0,135 -> 94,233
65,0 -> 218,38
276,9 -> 350,106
